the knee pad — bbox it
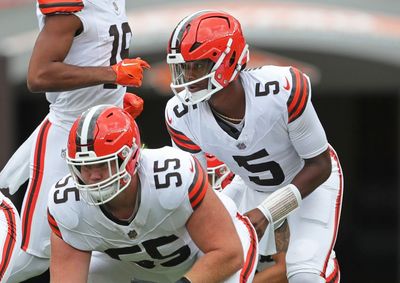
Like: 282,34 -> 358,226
289,272 -> 325,283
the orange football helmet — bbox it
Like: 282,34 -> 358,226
67,105 -> 141,205
206,154 -> 234,191
167,10 -> 249,105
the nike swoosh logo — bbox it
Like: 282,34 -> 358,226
121,62 -> 138,67
189,161 -> 194,173
283,77 -> 290,91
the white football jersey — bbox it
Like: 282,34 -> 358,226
47,147 -> 209,276
165,66 -> 328,193
36,0 -> 130,127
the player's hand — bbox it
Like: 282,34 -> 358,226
244,208 -> 270,240
123,92 -> 144,119
112,58 -> 150,87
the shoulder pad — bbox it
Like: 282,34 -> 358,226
38,0 -> 84,15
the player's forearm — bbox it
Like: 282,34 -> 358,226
27,63 -> 116,92
50,233 -> 91,283
184,250 -> 243,283
291,148 -> 331,198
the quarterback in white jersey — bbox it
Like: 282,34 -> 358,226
165,10 -> 343,283
0,192 -> 21,283
48,105 -> 258,283
3,1 -> 149,281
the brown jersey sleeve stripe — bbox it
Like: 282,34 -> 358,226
47,209 -> 62,239
166,123 -> 201,153
39,0 -> 84,15
188,158 -> 207,210
288,74 -> 309,122
287,67 -> 309,123
237,213 -> 258,283
286,67 -> 301,112
0,200 -> 17,281
21,119 -> 52,251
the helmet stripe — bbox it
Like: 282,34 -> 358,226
77,105 -> 108,152
169,10 -> 213,53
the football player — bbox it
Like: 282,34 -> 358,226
0,192 -> 21,283
165,10 -> 343,283
2,1 -> 149,281
47,105 -> 258,283
206,154 -> 287,283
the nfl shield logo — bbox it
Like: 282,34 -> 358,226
236,142 -> 246,150
128,229 -> 137,239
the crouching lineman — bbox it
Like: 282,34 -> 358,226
47,105 -> 258,283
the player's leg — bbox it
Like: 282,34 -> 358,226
8,250 -> 49,283
224,212 -> 258,283
0,196 -> 21,283
0,130 -> 36,195
17,119 -> 70,279
325,251 -> 340,283
286,148 -> 343,283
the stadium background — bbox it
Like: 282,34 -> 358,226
0,0 -> 399,282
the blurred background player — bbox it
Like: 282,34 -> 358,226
206,154 -> 340,283
0,0 -> 150,281
0,191 -> 21,283
206,153 -> 235,191
48,105 -> 258,283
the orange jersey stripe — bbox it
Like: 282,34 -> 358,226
188,158 -> 207,210
287,68 -> 302,113
47,209 -> 62,239
0,200 -> 17,281
287,67 -> 310,123
21,119 -> 52,250
166,123 -> 201,153
38,0 -> 84,15
325,257 -> 340,283
321,147 -> 343,279
289,74 -> 309,122
237,213 -> 258,283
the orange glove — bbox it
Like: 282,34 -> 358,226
111,58 -> 150,87
123,92 -> 144,119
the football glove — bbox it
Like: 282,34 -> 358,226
112,58 -> 150,87
123,92 -> 144,119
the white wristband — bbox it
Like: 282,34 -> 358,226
257,184 -> 302,227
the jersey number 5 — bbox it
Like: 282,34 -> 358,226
233,149 -> 285,186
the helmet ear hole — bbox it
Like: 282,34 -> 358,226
189,42 -> 202,52
229,51 -> 236,67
